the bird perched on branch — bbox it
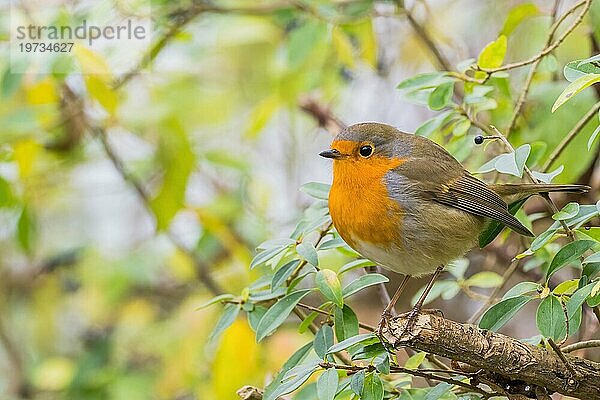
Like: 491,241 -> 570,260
319,122 -> 589,337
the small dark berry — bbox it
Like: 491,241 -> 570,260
474,135 -> 484,145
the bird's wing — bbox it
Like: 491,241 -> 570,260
391,160 -> 533,236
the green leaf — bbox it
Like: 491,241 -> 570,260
501,3 -> 539,36
197,294 -> 235,310
298,311 -> 319,334
397,72 -> 453,90
552,74 -> 600,112
338,259 -> 376,275
342,273 -> 389,298
256,290 -> 312,341
583,251 -> 600,264
350,370 -> 365,396
288,21 -> 328,68
300,182 -> 331,200
314,325 -> 335,359
317,369 -> 339,400
266,362 -> 319,400
272,260 -> 301,290
465,271 -> 503,288
425,382 -> 453,400
564,58 -> 600,82
411,280 -> 460,306
318,237 -> 346,250
477,35 -> 507,69
531,165 -> 564,183
17,206 -> 36,253
334,305 -> 359,342
479,295 -> 533,331
552,202 -> 580,220
446,258 -> 469,279
250,245 -> 292,269
452,118 -> 471,136
530,225 -> 560,251
476,145 -> 530,177
553,279 -> 579,295
479,199 -> 527,247
414,111 -> 454,137
588,124 -> 600,150
362,372 -> 384,400
150,119 -> 195,230
297,242 -> 319,267
248,305 -> 268,332
546,240 -> 598,280
404,351 -> 426,370
263,341 -> 314,400
536,295 -> 566,341
208,303 -> 240,343
502,282 -> 540,300
428,82 -> 454,110
326,333 -> 377,354
563,282 -> 596,337
316,269 -> 344,307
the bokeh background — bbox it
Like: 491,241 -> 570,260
1,0 -> 599,399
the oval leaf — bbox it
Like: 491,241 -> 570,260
546,240 -> 597,280
297,242 -> 319,266
256,290 -> 312,342
316,269 -> 344,307
317,368 -> 339,400
479,295 -> 532,331
536,294 -> 566,341
552,73 -> 600,112
342,273 -> 389,298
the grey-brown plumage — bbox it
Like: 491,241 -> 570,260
323,122 -> 590,276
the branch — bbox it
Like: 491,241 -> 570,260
92,127 -> 224,295
543,101 -> 600,171
504,0 -> 591,137
562,340 -> 600,353
476,0 -> 590,75
382,313 -> 600,399
298,96 -> 346,134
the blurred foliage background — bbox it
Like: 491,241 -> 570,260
1,0 -> 600,399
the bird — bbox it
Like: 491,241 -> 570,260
319,122 -> 589,337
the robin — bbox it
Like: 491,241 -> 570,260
319,122 -> 589,336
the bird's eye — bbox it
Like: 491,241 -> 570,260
359,145 -> 373,157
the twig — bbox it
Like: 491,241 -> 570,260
319,361 -> 493,397
395,0 -> 452,71
297,302 -> 376,332
475,0 -> 590,75
543,101 -> 600,171
467,260 -> 519,324
286,222 -> 333,285
0,317 -> 29,398
92,127 -> 224,295
562,340 -> 600,353
547,338 -> 577,378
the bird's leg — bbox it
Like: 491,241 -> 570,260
377,274 -> 411,338
395,266 -> 444,344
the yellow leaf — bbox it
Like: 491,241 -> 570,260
84,75 -> 118,115
74,44 -> 111,77
478,35 -> 507,69
244,95 -> 280,138
540,285 -> 550,299
212,319 -> 262,398
32,357 -> 75,391
14,139 -> 42,178
168,249 -> 197,282
501,3 -> 539,36
332,27 -> 354,67
26,77 -> 58,105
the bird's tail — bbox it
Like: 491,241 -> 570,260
490,183 -> 590,203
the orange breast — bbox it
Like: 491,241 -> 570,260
329,152 -> 405,249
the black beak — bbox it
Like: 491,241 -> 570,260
319,149 -> 342,159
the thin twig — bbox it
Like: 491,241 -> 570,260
467,260 -> 519,324
297,302 -> 376,332
543,101 -> 600,171
475,0 -> 590,74
562,339 -> 600,353
547,338 -> 577,378
93,127 -> 224,295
